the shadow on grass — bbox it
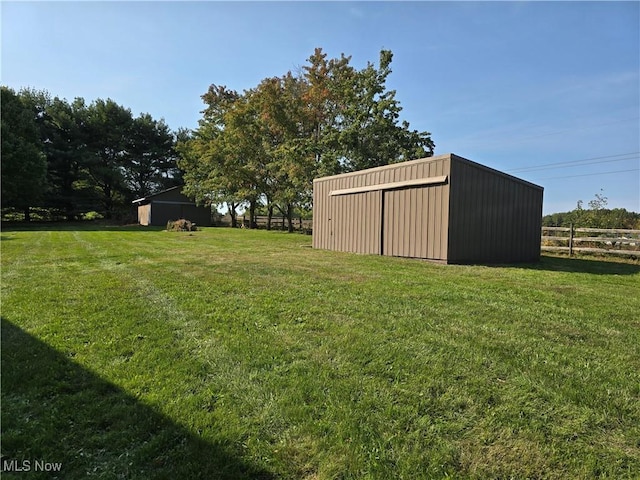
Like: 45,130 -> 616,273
0,318 -> 274,480
510,254 -> 640,276
1,222 -> 165,233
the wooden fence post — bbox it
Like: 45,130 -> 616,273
541,225 -> 640,257
569,223 -> 574,256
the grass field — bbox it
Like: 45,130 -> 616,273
1,225 -> 639,479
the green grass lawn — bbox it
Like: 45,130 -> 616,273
2,225 -> 639,479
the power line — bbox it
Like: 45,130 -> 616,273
514,155 -> 638,173
509,152 -> 639,172
533,168 -> 640,181
504,117 -> 640,143
458,117 -> 640,150
507,152 -> 639,173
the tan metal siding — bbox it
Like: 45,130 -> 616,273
312,179 -> 332,249
313,153 -> 541,263
313,154 -> 452,258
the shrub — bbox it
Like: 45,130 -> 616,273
82,211 -> 104,221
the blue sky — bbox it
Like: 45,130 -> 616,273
2,1 -> 639,214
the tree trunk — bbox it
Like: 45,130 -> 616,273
229,202 -> 238,228
249,200 -> 257,229
65,201 -> 75,221
286,203 -> 294,233
24,206 -> 31,222
103,185 -> 113,219
267,204 -> 274,231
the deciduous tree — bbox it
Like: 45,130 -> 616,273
178,48 -> 436,230
337,50 -> 434,171
177,86 -> 248,226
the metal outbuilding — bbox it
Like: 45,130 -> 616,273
312,153 -> 543,264
132,185 -> 212,227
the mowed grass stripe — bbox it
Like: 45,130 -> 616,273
2,225 -> 639,479
2,229 -> 271,478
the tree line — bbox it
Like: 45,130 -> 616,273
542,192 -> 640,229
177,48 -> 435,231
3,48 -> 434,227
1,86 -> 183,221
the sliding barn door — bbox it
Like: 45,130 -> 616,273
383,187 -> 447,260
329,191 -> 382,255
